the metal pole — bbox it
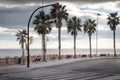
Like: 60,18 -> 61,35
96,14 -> 98,57
27,3 -> 58,68
96,13 -> 100,57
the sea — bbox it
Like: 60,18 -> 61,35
0,49 -> 120,58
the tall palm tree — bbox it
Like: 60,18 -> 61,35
33,10 -> 52,62
16,29 -> 27,64
107,12 -> 120,57
67,16 -> 82,58
50,3 -> 69,59
83,19 -> 96,57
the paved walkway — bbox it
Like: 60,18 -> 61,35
0,57 -> 100,74
1,57 -> 120,80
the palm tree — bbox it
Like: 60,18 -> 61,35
16,29 -> 27,64
107,12 -> 120,57
50,3 -> 69,59
83,19 -> 96,57
67,16 -> 82,58
33,10 -> 52,62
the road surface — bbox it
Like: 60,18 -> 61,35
0,58 -> 120,80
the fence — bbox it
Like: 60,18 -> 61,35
0,54 -> 111,66
0,54 -> 77,66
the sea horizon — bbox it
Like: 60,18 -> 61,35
0,48 -> 120,58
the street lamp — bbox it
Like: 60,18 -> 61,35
96,13 -> 101,57
27,3 -> 58,68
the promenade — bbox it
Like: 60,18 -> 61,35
0,57 -> 97,74
0,57 -> 120,80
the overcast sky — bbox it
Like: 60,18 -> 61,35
0,0 -> 120,49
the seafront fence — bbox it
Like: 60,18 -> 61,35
0,54 -> 110,66
0,54 -> 79,66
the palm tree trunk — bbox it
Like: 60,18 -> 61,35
21,36 -> 25,64
89,35 -> 92,57
42,34 -> 47,62
74,35 -> 76,58
113,30 -> 117,57
58,27 -> 61,59
21,44 -> 24,64
23,42 -> 25,64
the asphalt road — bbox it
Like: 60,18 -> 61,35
1,58 -> 120,80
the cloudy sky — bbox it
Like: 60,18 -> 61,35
0,0 -> 120,49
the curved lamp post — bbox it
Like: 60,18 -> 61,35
27,3 -> 58,68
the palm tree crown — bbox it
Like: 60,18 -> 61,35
67,16 -> 82,35
83,19 -> 96,36
16,29 -> 27,47
107,12 -> 120,31
33,10 -> 52,35
50,3 -> 68,27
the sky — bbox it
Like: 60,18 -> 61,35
0,0 -> 120,49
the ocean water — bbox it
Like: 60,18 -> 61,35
0,49 -> 120,58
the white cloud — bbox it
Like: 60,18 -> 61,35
98,25 -> 109,31
85,1 -> 120,12
0,27 -> 17,35
0,27 -> 8,32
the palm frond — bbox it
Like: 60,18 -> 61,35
107,12 -> 120,30
33,10 -> 53,35
16,29 -> 27,46
67,16 -> 82,36
83,19 -> 96,36
50,3 -> 69,28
